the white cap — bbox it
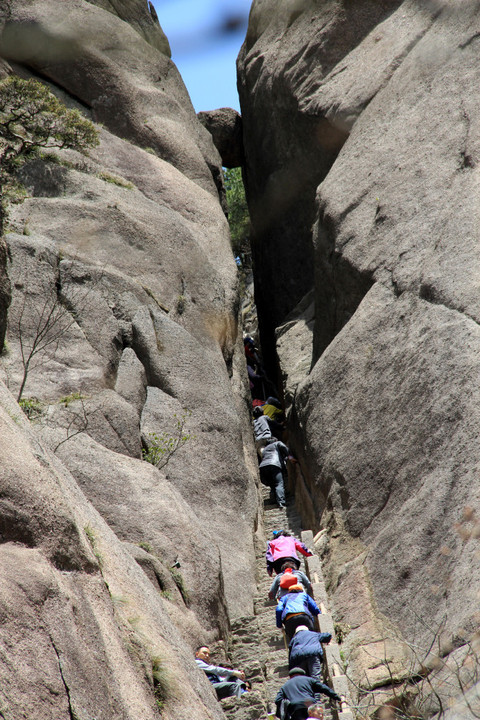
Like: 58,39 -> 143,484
294,625 -> 309,634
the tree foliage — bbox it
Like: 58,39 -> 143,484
224,167 -> 251,267
0,75 -> 99,232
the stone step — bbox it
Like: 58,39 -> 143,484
222,483 -> 349,720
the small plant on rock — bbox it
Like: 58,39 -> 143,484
84,524 -> 103,569
59,391 -> 86,407
137,541 -> 153,553
151,656 -> 172,712
142,410 -> 194,470
96,170 -> 134,189
18,396 -> 43,419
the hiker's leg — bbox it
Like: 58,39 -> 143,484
306,655 -> 323,679
213,680 -> 245,699
272,468 -> 285,507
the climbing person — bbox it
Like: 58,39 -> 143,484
247,362 -> 267,400
194,646 -> 247,699
276,584 -> 321,642
307,703 -> 325,719
266,530 -> 313,576
253,405 -> 273,454
244,336 -> 263,369
288,625 -> 333,679
268,562 -> 312,599
275,667 -> 340,720
263,396 -> 284,422
259,439 -> 294,510
253,406 -> 284,456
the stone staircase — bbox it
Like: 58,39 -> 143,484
220,487 -> 355,720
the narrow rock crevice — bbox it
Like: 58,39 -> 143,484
51,641 -> 76,720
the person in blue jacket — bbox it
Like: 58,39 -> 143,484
288,625 -> 332,679
276,584 -> 320,642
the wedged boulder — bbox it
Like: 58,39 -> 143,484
115,347 -> 147,416
197,107 -> 245,168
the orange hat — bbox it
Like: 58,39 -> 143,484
288,584 -> 304,592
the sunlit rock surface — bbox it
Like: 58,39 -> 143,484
239,0 -> 480,710
0,1 -> 260,717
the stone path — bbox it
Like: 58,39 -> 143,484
220,482 -> 354,720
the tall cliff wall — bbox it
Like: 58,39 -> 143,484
0,2 -> 262,718
238,0 -> 480,715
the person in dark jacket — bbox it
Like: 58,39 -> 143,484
288,625 -> 332,679
276,585 -> 320,642
275,667 -> 340,720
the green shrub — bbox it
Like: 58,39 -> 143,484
151,656 -> 171,711
18,396 -> 42,419
0,76 -> 98,234
59,391 -> 86,407
84,524 -> 103,568
137,541 -> 153,553
142,410 -> 194,470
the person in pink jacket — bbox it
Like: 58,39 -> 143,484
266,530 -> 313,576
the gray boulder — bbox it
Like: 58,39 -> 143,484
197,107 -> 245,168
0,0 -> 221,196
0,381 -> 226,720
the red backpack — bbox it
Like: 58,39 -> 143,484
279,569 -> 297,589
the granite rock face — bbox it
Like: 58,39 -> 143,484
239,0 -> 480,711
237,0 -> 404,367
0,0 -> 221,196
0,1 -> 261,717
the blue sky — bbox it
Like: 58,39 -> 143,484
152,0 -> 250,112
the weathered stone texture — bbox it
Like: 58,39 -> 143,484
237,0 -> 404,366
0,384 -> 227,720
0,0 -> 220,196
239,0 -> 480,711
0,1 -> 260,717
